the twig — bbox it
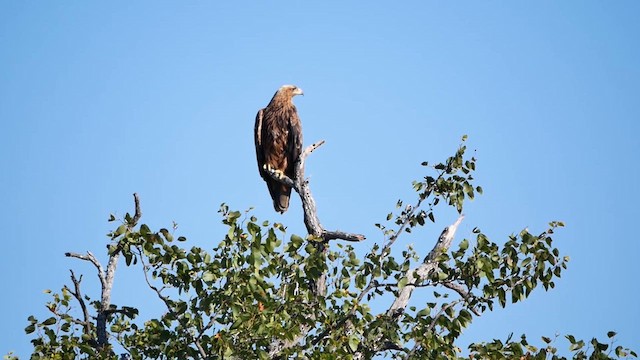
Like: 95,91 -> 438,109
67,270 -> 92,336
442,281 -> 481,316
138,249 -> 208,360
404,298 -> 465,359
65,252 -> 106,289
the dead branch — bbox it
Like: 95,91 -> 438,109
442,281 -> 481,316
64,193 -> 140,351
387,215 -> 464,317
263,140 -> 365,243
323,230 -> 365,242
349,216 -> 465,360
65,251 -> 106,290
67,270 -> 92,335
131,193 -> 141,226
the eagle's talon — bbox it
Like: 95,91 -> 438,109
263,164 -> 284,179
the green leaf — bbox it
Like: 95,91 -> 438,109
140,223 -> 150,235
41,317 -> 56,326
202,271 -> 215,282
398,277 -> 408,290
290,234 -> 304,250
25,323 -> 36,334
569,340 -> 585,351
159,228 -> 173,242
114,224 -> 127,236
463,182 -> 473,198
257,350 -> 269,360
348,335 -> 360,352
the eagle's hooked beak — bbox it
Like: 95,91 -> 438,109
294,87 -> 304,96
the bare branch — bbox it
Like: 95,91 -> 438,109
387,215 -> 464,317
102,251 -> 119,312
65,193 -> 142,351
323,230 -> 365,242
442,281 -> 481,316
67,270 -> 92,335
131,192 -> 142,227
263,140 -> 366,244
95,248 -> 121,349
65,252 -> 106,290
351,216 -> 465,360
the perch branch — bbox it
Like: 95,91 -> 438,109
263,140 -> 365,243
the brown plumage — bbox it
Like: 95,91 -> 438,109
254,85 -> 304,213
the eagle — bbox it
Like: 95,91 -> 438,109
254,85 -> 304,213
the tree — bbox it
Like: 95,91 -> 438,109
6,137 -> 636,360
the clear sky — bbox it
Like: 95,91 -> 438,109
1,1 -> 638,357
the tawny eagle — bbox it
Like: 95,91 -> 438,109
254,85 -> 304,213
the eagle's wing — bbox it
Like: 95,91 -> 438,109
257,107 -> 292,213
254,108 -> 266,179
287,111 -> 303,177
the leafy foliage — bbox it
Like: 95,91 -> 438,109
9,138 -> 636,359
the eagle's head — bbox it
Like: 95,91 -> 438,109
278,84 -> 304,98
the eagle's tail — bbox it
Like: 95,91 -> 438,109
268,181 -> 291,214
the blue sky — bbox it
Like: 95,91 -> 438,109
1,1 -> 638,356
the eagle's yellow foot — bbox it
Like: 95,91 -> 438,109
263,164 -> 285,179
